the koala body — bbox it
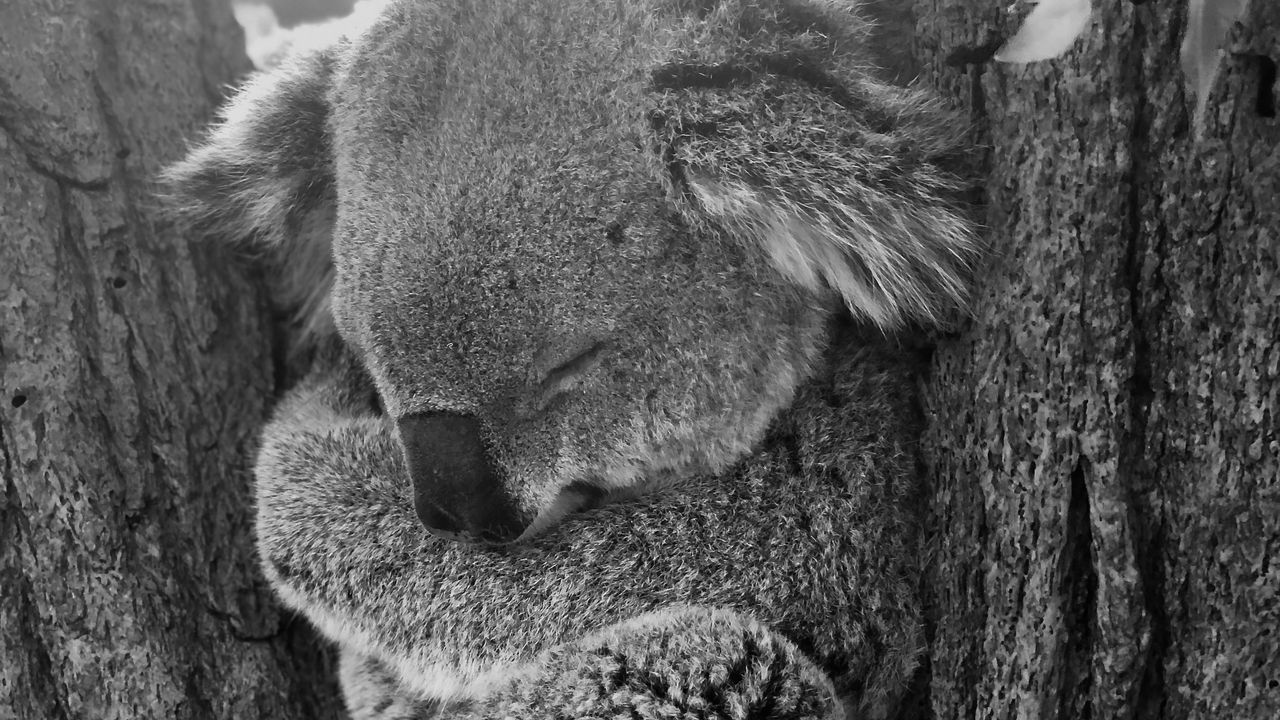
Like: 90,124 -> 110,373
260,329 -> 923,718
166,0 -> 975,717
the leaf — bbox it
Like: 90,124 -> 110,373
994,0 -> 1093,64
1181,0 -> 1249,135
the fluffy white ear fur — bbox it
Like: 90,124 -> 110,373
686,171 -> 975,329
652,57 -> 979,329
162,48 -> 339,341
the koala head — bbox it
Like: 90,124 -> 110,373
166,0 -> 975,544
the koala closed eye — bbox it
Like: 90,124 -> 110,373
532,339 -> 611,410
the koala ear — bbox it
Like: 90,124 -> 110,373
650,64 -> 979,329
162,49 -> 337,339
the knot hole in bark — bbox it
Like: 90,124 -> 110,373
1253,55 -> 1277,118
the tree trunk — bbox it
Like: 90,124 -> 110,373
0,1 -> 339,718
914,2 -> 1279,719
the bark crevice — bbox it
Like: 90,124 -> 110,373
1058,459 -> 1096,720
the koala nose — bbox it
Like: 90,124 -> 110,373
396,412 -> 526,544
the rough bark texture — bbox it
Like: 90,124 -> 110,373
0,1 -> 340,718
915,2 -> 1278,719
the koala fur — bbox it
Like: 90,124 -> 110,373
165,0 -> 976,717
257,328 -> 924,718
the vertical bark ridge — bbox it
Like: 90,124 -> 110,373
914,1 -> 1280,718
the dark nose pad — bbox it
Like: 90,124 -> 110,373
396,412 -> 527,544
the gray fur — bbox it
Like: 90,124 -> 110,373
258,332 -> 922,718
340,608 -> 842,720
165,0 -> 977,717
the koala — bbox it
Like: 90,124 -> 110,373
165,0 -> 977,717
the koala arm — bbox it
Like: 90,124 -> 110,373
255,341 -> 921,714
340,607 -> 840,720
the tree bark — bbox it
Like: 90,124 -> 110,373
0,1 -> 339,718
914,2 -> 1279,719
